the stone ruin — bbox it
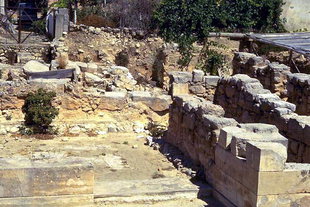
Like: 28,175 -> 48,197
168,65 -> 310,206
0,22 -> 309,206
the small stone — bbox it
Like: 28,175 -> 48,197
61,137 -> 69,142
132,145 -> 138,149
78,49 -> 85,54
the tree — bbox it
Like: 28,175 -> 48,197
153,0 -> 285,70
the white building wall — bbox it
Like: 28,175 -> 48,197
282,0 -> 310,31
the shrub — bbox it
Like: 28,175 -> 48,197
22,88 -> 59,134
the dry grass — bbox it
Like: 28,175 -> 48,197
58,52 -> 69,69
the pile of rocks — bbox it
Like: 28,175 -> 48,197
71,24 -> 147,39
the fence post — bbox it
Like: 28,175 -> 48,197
18,7 -> 21,44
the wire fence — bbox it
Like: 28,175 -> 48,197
0,6 -> 48,44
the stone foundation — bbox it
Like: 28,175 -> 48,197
233,52 -> 310,116
168,70 -> 220,101
214,74 -> 310,163
166,94 -> 310,207
0,44 -> 51,64
0,158 -> 94,206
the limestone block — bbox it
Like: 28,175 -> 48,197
169,71 -> 192,84
287,116 -> 310,143
86,63 -> 98,73
247,56 -> 265,66
189,84 -> 206,95
0,160 -> 94,198
233,52 -> 257,63
268,100 -> 296,112
84,72 -> 104,86
246,141 -> 287,172
109,66 -> 129,76
206,165 -> 257,207
205,76 -> 220,87
238,123 -> 278,134
98,92 -> 127,111
171,83 -> 189,96
0,195 -> 94,207
23,60 -> 49,74
202,115 -> 238,130
28,79 -> 68,94
215,146 -> 258,192
268,62 -> 290,72
257,170 -> 310,196
130,91 -> 171,112
76,62 -> 88,72
218,127 -> 246,149
192,70 -> 204,82
256,193 -> 310,207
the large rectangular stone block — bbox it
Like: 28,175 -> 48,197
0,195 -> 94,207
171,83 -> 189,96
97,92 -> 127,111
218,127 -> 247,149
215,146 -> 258,194
246,141 -> 287,172
257,164 -> 310,195
0,159 -> 94,198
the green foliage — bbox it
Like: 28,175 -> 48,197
153,0 -> 286,68
22,88 -> 59,134
196,41 -> 225,75
31,20 -> 46,35
50,0 -> 70,8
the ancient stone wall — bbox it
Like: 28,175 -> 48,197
166,95 -> 236,167
167,94 -> 310,207
233,52 -> 310,116
233,52 -> 291,99
214,74 -> 310,163
287,73 -> 310,115
0,44 -> 51,64
168,70 -> 220,101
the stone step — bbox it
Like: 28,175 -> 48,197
0,195 -> 94,207
94,177 -> 212,204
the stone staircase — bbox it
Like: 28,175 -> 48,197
94,178 -> 212,204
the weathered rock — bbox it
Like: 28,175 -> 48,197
97,92 -> 127,111
84,72 -> 104,86
0,159 -> 94,198
192,70 -> 204,82
205,76 -> 220,87
130,91 -> 172,112
171,83 -> 189,96
23,60 -> 49,74
169,71 -> 192,84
